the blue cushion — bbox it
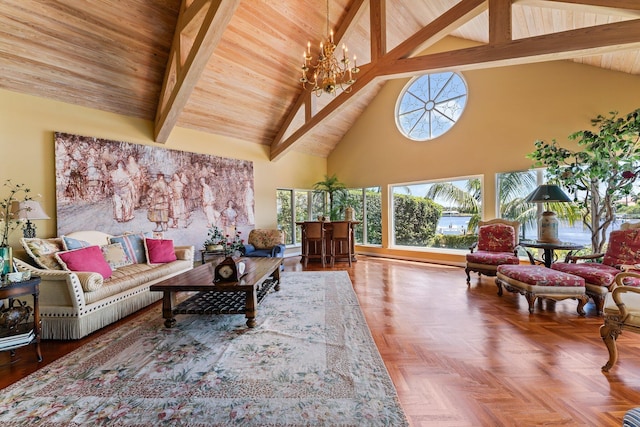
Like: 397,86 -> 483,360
245,249 -> 273,257
244,243 -> 285,267
624,408 -> 640,427
109,233 -> 150,264
62,236 -> 91,250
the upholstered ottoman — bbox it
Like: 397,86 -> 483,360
496,265 -> 588,315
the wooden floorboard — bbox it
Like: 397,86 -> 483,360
2,255 -> 640,426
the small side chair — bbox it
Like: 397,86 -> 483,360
330,221 -> 352,267
600,271 -> 640,371
243,229 -> 286,258
552,222 -> 640,314
302,221 -> 327,267
465,218 -> 521,285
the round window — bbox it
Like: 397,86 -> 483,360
395,72 -> 468,141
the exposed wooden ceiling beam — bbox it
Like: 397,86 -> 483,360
489,0 -> 512,44
334,0 -> 368,47
370,0 -> 386,61
516,0 -> 640,16
271,0 -> 640,160
271,64 -> 376,161
154,0 -> 240,143
386,0 -> 487,61
271,0 -> 488,160
271,0 -> 369,160
381,19 -> 640,78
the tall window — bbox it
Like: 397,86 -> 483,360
391,177 -> 481,250
496,170 -> 538,239
294,191 -> 309,244
364,187 -> 382,245
276,190 -> 293,245
311,191 -> 326,220
333,187 -> 382,245
496,169 -> 636,246
277,189 -> 327,245
277,187 -> 382,247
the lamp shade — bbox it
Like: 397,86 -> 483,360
524,185 -> 571,244
10,200 -> 50,220
524,184 -> 572,204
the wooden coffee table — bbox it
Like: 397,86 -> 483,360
150,257 -> 282,328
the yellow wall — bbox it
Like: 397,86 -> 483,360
3,45 -> 640,266
0,88 -> 326,248
329,47 -> 640,263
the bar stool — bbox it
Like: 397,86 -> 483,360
330,221 -> 352,267
302,221 -> 326,267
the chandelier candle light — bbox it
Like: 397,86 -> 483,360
299,1 -> 359,96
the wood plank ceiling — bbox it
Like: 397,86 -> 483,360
1,1 -> 639,160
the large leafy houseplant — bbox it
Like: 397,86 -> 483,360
527,108 -> 640,253
313,174 -> 347,221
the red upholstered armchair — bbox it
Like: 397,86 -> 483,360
465,219 -> 521,285
551,223 -> 640,314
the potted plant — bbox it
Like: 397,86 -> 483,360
203,225 -> 225,252
225,229 -> 245,257
313,174 -> 347,221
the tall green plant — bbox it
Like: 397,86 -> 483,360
313,174 -> 347,220
527,108 -> 640,253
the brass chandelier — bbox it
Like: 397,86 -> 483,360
299,0 -> 359,96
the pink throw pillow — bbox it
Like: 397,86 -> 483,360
55,245 -> 113,279
145,238 -> 177,264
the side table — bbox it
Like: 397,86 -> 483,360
519,240 -> 584,268
0,277 -> 42,362
200,249 -> 225,264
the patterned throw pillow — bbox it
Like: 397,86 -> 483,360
109,233 -> 148,264
603,228 -> 640,267
100,242 -> 133,269
61,235 -> 92,250
248,229 -> 285,250
55,245 -> 112,279
144,238 -> 177,264
477,224 -> 516,253
21,237 -> 65,270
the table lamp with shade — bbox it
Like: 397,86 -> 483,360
524,184 -> 572,243
11,200 -> 50,238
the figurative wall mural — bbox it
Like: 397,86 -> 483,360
54,132 -> 255,249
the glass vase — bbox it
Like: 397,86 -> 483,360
0,246 -> 13,276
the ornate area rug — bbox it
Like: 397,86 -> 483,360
0,271 -> 408,426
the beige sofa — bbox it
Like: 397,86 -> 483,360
14,231 -> 194,340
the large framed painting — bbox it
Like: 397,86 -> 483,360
54,132 -> 255,250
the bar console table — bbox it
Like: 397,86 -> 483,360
297,221 -> 360,265
0,277 -> 42,362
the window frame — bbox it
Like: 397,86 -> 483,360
277,187 -> 382,247
395,71 -> 468,141
389,175 -> 482,252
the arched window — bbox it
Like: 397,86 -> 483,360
395,72 -> 468,141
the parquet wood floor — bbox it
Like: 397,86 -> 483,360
2,255 -> 640,426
